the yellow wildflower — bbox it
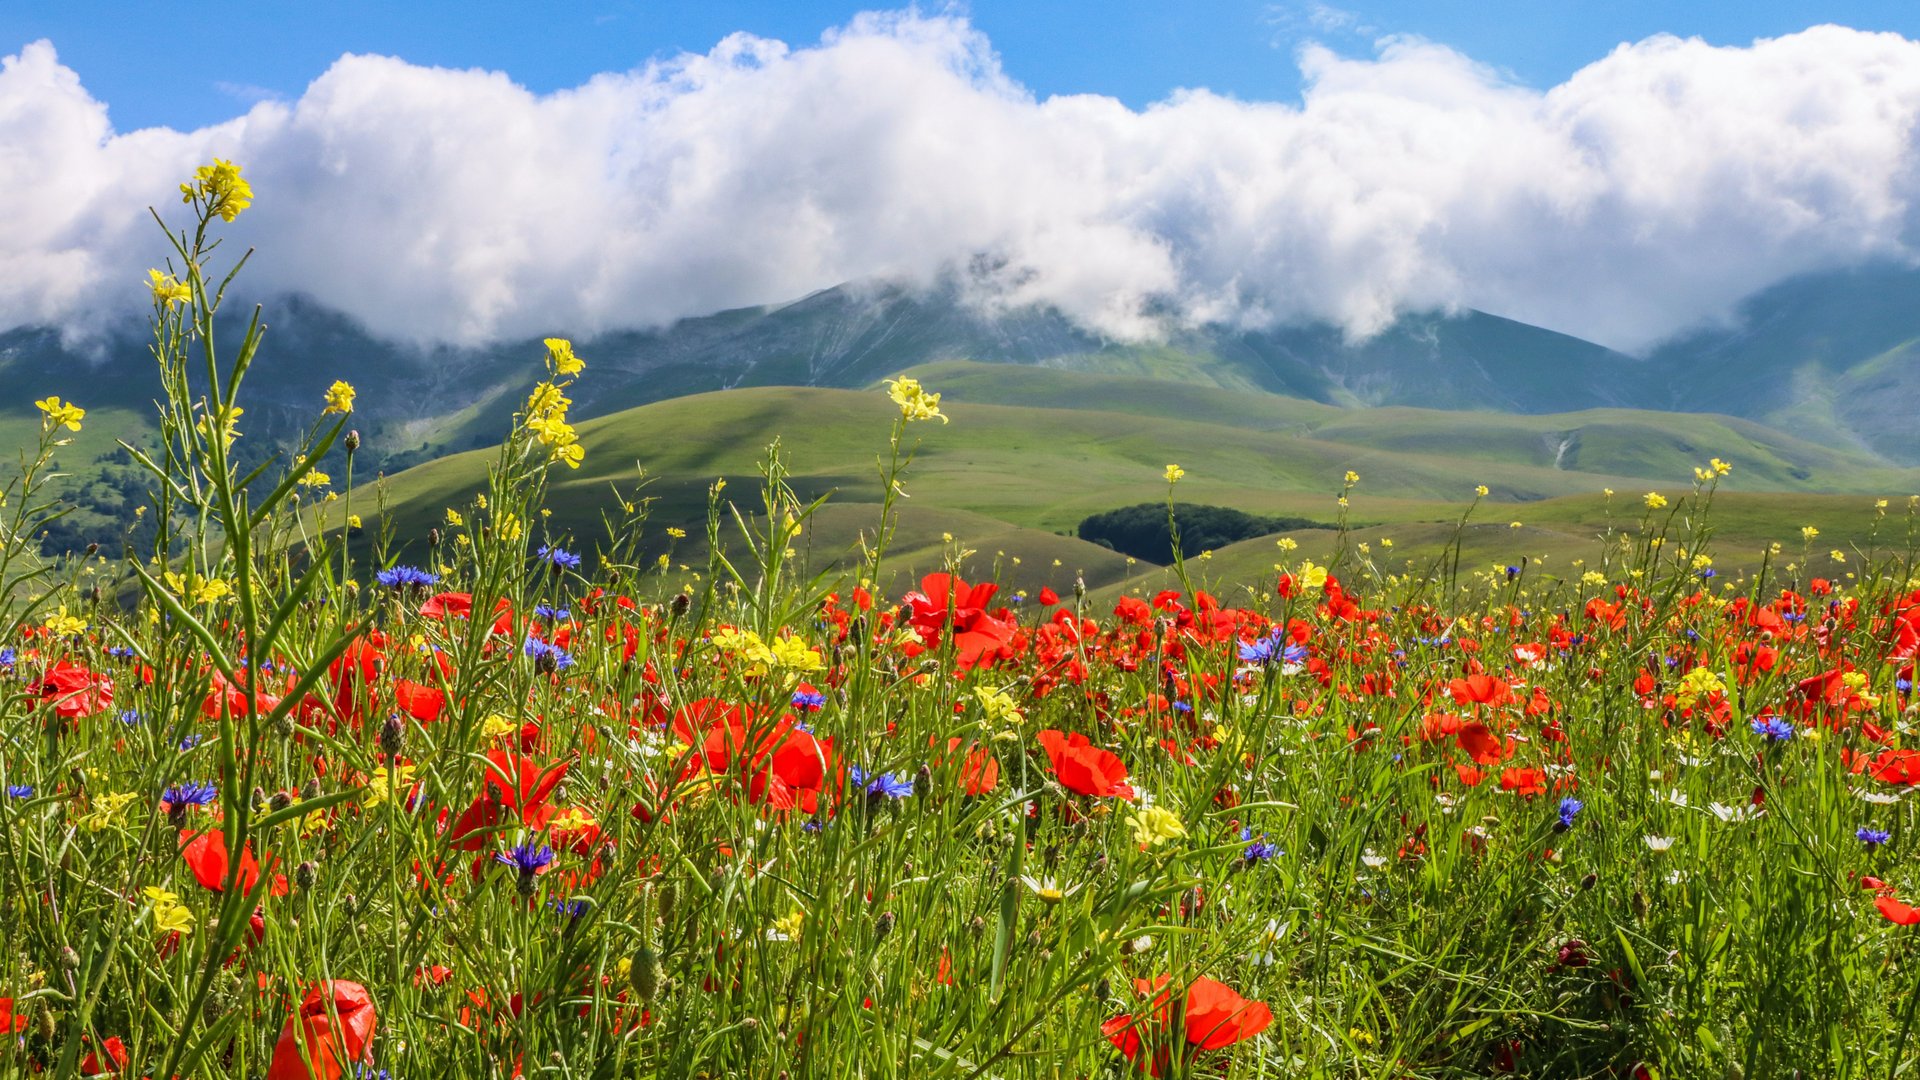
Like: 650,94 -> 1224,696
361,762 -> 417,809
323,380 -> 356,414
78,791 -> 136,831
147,268 -> 191,307
770,635 -> 823,672
35,396 -> 85,433
1164,464 -> 1185,483
885,377 -> 947,423
180,158 -> 253,222
42,605 -> 85,637
545,338 -> 584,376
1644,492 -> 1668,510
144,886 -> 195,937
1129,805 -> 1187,848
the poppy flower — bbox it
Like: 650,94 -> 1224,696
0,997 -> 26,1033
1036,730 -> 1134,799
1877,895 -> 1920,925
32,658 -> 115,718
1103,975 -> 1271,1076
79,1035 -> 128,1075
269,980 -> 377,1080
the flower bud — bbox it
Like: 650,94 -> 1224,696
874,911 -> 895,942
379,715 -> 405,756
670,593 -> 691,619
344,429 -> 361,453
295,861 -> 318,892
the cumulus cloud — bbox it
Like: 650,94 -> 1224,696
5,14 -> 1920,352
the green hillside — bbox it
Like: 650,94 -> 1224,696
346,372 -> 1920,593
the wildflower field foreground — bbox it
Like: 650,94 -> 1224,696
7,164 -> 1920,1080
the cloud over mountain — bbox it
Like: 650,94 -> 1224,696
5,14 -> 1920,352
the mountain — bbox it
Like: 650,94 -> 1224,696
5,260 -> 1920,554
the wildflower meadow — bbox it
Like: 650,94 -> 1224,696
6,163 -> 1920,1080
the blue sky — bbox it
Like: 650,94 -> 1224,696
7,4 -> 1920,350
9,1 -> 1920,132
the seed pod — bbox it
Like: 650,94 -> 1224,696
655,880 -> 678,925
630,945 -> 663,1002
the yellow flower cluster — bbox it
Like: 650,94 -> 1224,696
546,337 -> 585,377
1163,463 -> 1185,483
1675,666 -> 1725,708
324,380 -> 356,415
42,605 -> 86,637
144,886 -> 195,937
526,342 -> 586,468
1129,805 -> 1187,848
164,571 -> 232,606
769,635 -> 823,672
974,684 -> 1024,728
77,791 -> 136,832
885,377 -> 947,423
180,158 -> 253,222
361,762 -> 417,809
35,396 -> 85,433
147,268 -> 191,307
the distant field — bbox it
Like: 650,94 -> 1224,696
343,364 -> 1920,595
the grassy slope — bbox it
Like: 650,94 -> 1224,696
355,372 -> 1920,595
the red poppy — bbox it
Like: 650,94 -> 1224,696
1102,975 -> 1271,1076
1455,722 -> 1504,765
1878,895 -> 1920,926
1448,674 -> 1512,708
181,828 -> 279,895
79,1035 -> 128,1075
269,980 -> 377,1080
903,573 -> 1016,670
1498,767 -> 1547,798
32,658 -> 115,718
1036,730 -> 1134,800
0,997 -> 26,1034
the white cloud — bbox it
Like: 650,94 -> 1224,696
5,15 -> 1920,352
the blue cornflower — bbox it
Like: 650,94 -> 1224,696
352,1064 -> 391,1080
163,782 -> 218,807
1238,634 -> 1280,665
376,565 -> 439,589
1240,827 -> 1280,864
1859,826 -> 1892,849
1751,716 -> 1796,742
536,544 -> 582,571
106,645 -> 136,660
6,785 -> 33,799
495,841 -> 556,876
0,647 -> 14,669
551,897 -> 591,919
117,709 -> 143,726
1505,566 -> 1521,580
1555,796 -> 1583,832
848,766 -> 914,800
1699,568 -> 1716,579
1900,678 -> 1914,694
178,734 -> 204,751
791,688 -> 826,711
523,638 -> 575,672
1172,701 -> 1193,714
534,603 -> 571,622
